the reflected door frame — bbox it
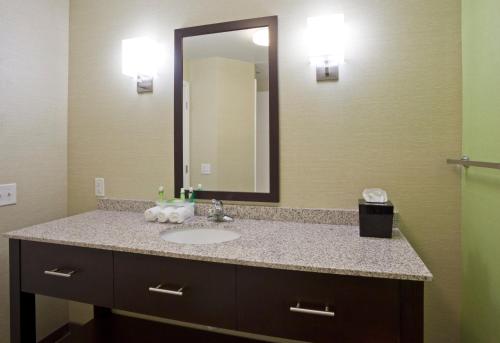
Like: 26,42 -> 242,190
183,81 -> 190,188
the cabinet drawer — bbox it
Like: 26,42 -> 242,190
114,252 -> 237,329
237,267 -> 400,343
20,241 -> 113,307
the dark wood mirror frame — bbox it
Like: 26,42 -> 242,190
174,16 -> 279,202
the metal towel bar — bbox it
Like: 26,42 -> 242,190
447,155 -> 500,170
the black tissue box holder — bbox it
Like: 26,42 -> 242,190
359,199 -> 394,238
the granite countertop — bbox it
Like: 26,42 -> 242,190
3,210 -> 432,281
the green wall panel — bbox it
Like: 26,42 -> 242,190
462,0 -> 500,341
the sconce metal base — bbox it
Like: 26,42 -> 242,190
316,65 -> 339,82
137,76 -> 153,93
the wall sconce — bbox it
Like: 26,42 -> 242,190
307,14 -> 345,82
122,37 -> 161,93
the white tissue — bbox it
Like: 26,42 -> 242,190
157,207 -> 176,223
144,206 -> 162,222
169,206 -> 194,224
362,188 -> 388,203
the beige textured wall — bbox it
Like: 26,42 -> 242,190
0,0 -> 69,341
214,58 -> 255,192
68,1 -> 462,341
187,58 -> 219,190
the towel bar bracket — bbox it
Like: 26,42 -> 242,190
447,155 -> 500,170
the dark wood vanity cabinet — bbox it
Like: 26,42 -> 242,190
10,240 -> 423,343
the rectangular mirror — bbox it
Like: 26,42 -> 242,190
174,16 -> 279,202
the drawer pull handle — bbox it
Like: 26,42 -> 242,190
148,284 -> 184,296
290,302 -> 335,317
44,268 -> 75,278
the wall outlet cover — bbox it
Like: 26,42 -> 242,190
201,163 -> 211,175
0,183 -> 17,207
95,178 -> 105,197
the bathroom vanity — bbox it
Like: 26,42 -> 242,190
6,201 -> 431,343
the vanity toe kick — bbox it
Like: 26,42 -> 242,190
113,252 -> 237,329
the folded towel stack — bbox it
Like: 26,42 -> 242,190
144,206 -> 162,222
157,207 -> 176,223
169,205 -> 195,224
145,204 -> 194,224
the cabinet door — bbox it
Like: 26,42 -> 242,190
21,241 -> 113,307
237,266 -> 400,343
114,252 -> 237,329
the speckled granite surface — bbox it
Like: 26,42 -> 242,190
4,210 -> 431,281
97,198 -> 399,227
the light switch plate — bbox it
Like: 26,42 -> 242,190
201,163 -> 211,175
95,178 -> 105,197
0,183 -> 17,207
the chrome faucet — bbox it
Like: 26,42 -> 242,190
208,199 -> 233,222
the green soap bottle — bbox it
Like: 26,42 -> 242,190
188,187 -> 195,202
158,186 -> 165,202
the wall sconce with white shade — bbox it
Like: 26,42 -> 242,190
122,37 -> 162,93
307,14 -> 345,82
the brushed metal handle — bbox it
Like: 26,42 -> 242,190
290,302 -> 335,317
44,268 -> 75,278
148,284 -> 184,296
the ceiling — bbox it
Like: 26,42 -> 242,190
183,28 -> 268,64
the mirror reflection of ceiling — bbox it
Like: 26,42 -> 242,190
184,28 -> 268,64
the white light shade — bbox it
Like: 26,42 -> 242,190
122,37 -> 161,78
252,28 -> 269,47
307,14 -> 345,66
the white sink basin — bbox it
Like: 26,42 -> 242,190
160,228 -> 240,245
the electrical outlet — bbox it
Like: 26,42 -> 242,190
0,183 -> 17,207
201,163 -> 211,175
95,178 -> 105,197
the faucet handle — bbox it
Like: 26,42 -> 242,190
208,199 -> 232,222
212,199 -> 223,210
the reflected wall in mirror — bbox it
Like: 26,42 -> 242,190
174,16 -> 279,202
183,29 -> 269,193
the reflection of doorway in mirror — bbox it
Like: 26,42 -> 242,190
186,57 -> 256,192
255,86 -> 270,193
255,62 -> 270,193
254,79 -> 257,192
183,81 -> 190,188
182,27 -> 270,193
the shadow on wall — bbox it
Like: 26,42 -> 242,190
398,215 -> 460,343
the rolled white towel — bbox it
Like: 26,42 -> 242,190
157,207 -> 176,223
169,206 -> 194,224
144,206 -> 162,222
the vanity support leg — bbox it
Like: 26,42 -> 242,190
400,281 -> 424,343
10,239 -> 36,343
94,306 -> 112,319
